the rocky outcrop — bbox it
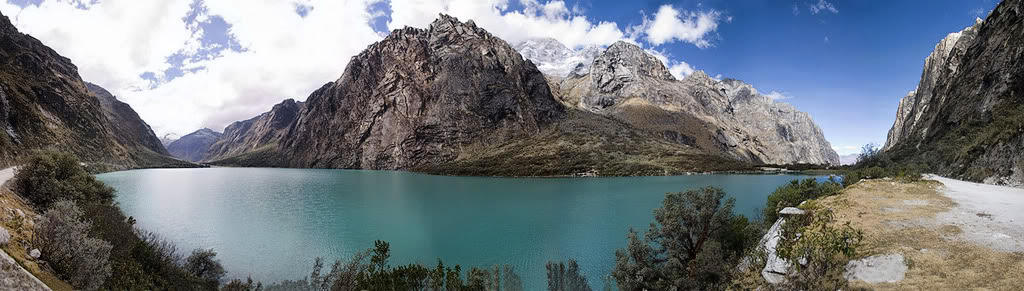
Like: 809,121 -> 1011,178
281,14 -> 565,170
203,99 -> 302,163
551,41 -> 839,165
0,11 -> 177,168
883,0 -> 1024,185
884,19 -> 983,151
166,128 -> 221,162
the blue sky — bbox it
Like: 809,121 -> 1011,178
567,0 -> 998,154
0,0 -> 999,154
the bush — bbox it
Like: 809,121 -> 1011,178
185,249 -> 226,289
776,208 -> 863,290
546,260 -> 591,291
14,151 -> 114,208
612,187 -> 758,290
34,200 -> 113,290
763,178 -> 843,225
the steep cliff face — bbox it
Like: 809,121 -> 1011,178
281,15 -> 565,169
551,41 -> 839,165
884,19 -> 983,151
166,128 -> 221,162
203,99 -> 302,163
883,0 -> 1024,185
0,12 -> 175,168
86,83 -> 168,156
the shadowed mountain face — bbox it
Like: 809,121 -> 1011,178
884,0 -> 1024,186
280,15 -> 566,170
202,99 -> 302,165
0,12 -> 175,168
166,128 -> 221,162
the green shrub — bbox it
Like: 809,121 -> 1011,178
34,200 -> 113,290
14,151 -> 114,208
763,178 -> 842,224
776,208 -> 863,290
612,187 -> 758,290
185,249 -> 227,290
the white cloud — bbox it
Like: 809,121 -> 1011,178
1,0 -> 386,136
645,48 -> 695,79
640,5 -> 722,47
765,91 -> 793,100
824,36 -> 830,44
832,145 -> 860,155
792,4 -> 800,16
807,0 -> 838,14
387,0 -> 625,49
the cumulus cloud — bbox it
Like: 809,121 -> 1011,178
645,48 -> 695,79
1,0 -> 386,136
0,0 -> 723,137
765,91 -> 793,101
639,5 -> 722,47
807,0 -> 838,14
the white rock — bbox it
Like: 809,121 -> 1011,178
0,227 -> 9,246
779,207 -> 806,215
844,254 -> 908,283
759,218 -> 790,284
29,249 -> 40,259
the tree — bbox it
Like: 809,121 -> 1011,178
613,187 -> 751,290
185,249 -> 226,290
546,260 -> 591,291
14,151 -> 114,208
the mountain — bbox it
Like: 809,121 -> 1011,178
166,128 -> 221,162
549,41 -> 839,165
839,154 -> 858,166
883,0 -> 1024,185
203,99 -> 302,165
513,38 -> 601,78
281,15 -> 565,170
0,11 -> 178,168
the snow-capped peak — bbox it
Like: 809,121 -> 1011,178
514,37 -> 602,77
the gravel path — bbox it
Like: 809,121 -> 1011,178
0,166 -> 51,290
930,174 -> 1024,252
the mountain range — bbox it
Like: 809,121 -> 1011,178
883,0 -> 1024,186
0,12 -> 182,169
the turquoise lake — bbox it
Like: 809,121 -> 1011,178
96,168 -> 826,289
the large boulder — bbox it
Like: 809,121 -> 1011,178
0,227 -> 9,246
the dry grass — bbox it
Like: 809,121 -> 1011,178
0,184 -> 73,291
816,179 -> 1024,290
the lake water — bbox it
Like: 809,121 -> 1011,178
97,168 -> 824,289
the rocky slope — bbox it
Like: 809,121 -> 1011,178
280,15 -> 565,170
883,0 -> 1024,185
203,99 -> 302,164
165,128 -> 221,162
0,12 -> 177,168
548,41 -> 839,165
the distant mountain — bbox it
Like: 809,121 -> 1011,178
160,134 -> 178,147
204,99 -> 302,165
166,128 -> 221,162
0,11 -> 178,168
550,41 -> 839,165
883,0 -> 1024,185
513,37 -> 601,78
839,154 -> 858,166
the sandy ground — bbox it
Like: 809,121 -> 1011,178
817,177 -> 1024,290
930,174 -> 1024,252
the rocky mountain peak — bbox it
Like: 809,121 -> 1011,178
592,41 -> 675,84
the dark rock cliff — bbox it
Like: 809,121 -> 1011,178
0,11 -> 176,168
883,0 -> 1024,185
280,14 -> 565,169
